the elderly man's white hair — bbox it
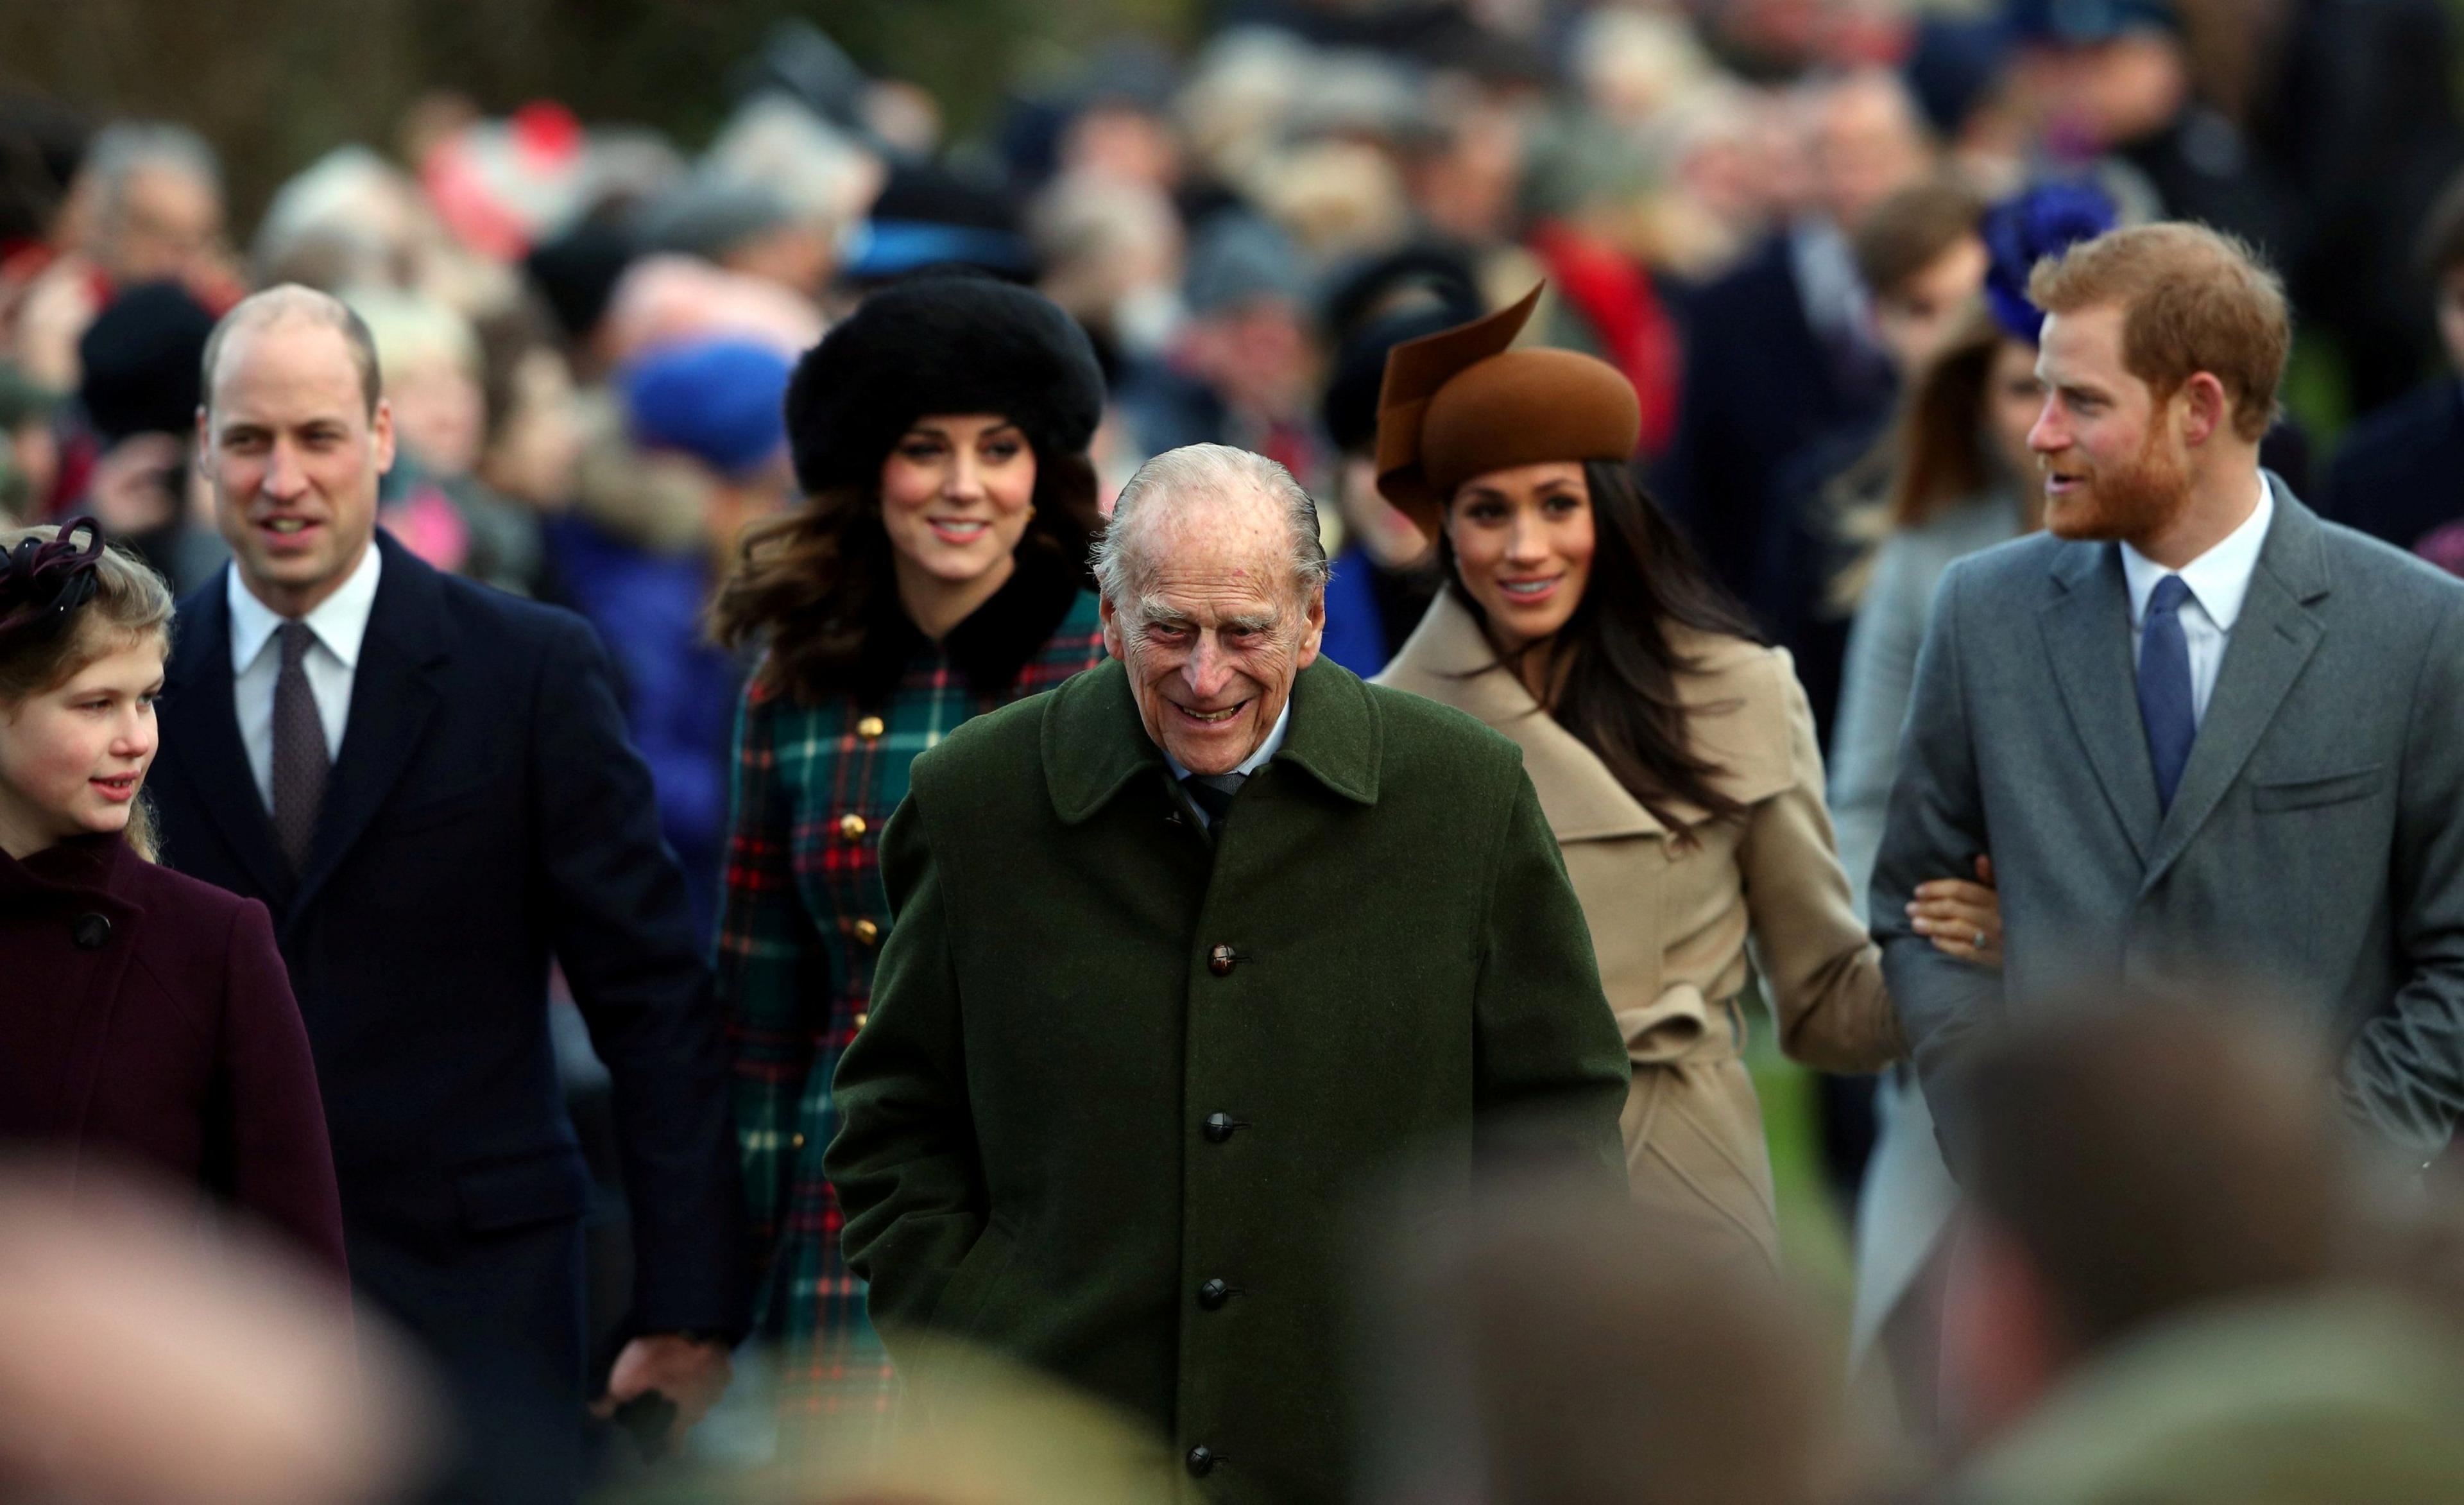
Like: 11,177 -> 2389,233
1092,443 -> 1331,608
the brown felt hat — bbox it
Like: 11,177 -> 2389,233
1373,284 -> 1643,537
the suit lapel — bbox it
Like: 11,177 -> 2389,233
289,533 -> 448,916
162,572 -> 295,903
2139,488 -> 2329,891
2039,542 -> 2162,864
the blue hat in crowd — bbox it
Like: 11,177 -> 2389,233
1981,180 -> 2123,345
2006,0 -> 2180,46
621,337 -> 794,480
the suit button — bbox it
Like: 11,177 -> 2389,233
1203,1112 -> 1238,1144
1197,1278 -> 1230,1311
71,913 -> 111,950
855,716 -> 885,741
838,813 -> 867,841
853,918 -> 882,946
853,1011 -> 869,1030
1185,1446 -> 1215,1477
1208,944 -> 1235,977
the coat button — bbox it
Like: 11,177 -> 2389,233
1208,944 -> 1235,977
1197,1278 -> 1230,1311
1185,1446 -> 1215,1478
853,1011 -> 869,1030
71,913 -> 111,950
1203,1112 -> 1238,1144
853,918 -> 882,946
791,1132 -> 806,1149
838,813 -> 867,841
855,716 -> 885,741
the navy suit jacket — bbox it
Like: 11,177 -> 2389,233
2320,379 -> 2464,552
151,533 -> 745,1451
1654,233 -> 1895,617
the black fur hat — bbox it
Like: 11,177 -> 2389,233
783,270 -> 1104,496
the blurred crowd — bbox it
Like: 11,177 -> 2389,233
10,0 -> 2464,1500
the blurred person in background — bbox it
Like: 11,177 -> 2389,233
1312,300 -> 1460,678
0,518 -> 343,1278
1656,69 -> 1933,639
2320,168 -> 2464,556
1371,288 -> 1998,1271
551,336 -> 792,940
149,286 -> 745,1504
1358,1174 -> 1862,1505
1871,223 -> 2464,1179
1757,173 -> 1990,743
0,1163 -> 431,1505
825,440 -> 1630,1505
4,121 -> 237,395
0,361 -> 60,525
1836,184 -> 2116,1438
708,273 -> 1111,1427
1119,211 -> 1322,481
350,286 -> 544,595
71,279 -> 228,594
1929,998 -> 2348,1458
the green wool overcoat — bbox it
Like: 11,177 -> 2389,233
826,653 -> 1631,1504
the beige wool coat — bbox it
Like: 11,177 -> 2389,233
1378,590 -> 1904,1266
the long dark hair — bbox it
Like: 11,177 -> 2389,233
1438,460 -> 1765,839
710,449 -> 1100,703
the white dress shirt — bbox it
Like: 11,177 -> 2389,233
2121,474 -> 2274,727
1165,698 -> 1293,828
227,542 -> 382,814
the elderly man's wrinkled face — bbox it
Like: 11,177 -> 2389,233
1102,492 -> 1324,777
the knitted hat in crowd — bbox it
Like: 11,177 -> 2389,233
621,337 -> 794,479
782,269 -> 1104,495
1981,180 -> 2121,345
1373,283 -> 1641,537
78,280 -> 218,445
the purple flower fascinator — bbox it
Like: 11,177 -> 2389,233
1981,181 -> 2121,346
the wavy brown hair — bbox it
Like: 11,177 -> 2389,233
1440,461 -> 1765,842
0,524 -> 175,860
710,449 -> 1102,703
1885,301 -> 2008,530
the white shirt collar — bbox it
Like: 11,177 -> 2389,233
1165,696 -> 1293,783
2121,472 -> 2274,630
226,537 -> 384,671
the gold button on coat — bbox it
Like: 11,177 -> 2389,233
855,716 -> 885,741
839,813 -> 867,841
853,918 -> 881,946
853,1012 -> 869,1029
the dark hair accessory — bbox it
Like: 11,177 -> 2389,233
0,515 -> 107,648
1981,180 -> 2121,345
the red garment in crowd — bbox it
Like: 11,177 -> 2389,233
1526,219 -> 1682,457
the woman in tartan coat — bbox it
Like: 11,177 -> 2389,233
708,271 -> 1109,1419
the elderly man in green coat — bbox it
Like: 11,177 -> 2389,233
826,442 -> 1630,1504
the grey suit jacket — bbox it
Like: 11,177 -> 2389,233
1872,479 -> 2464,1159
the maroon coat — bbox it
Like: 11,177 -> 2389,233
1,830 -> 346,1274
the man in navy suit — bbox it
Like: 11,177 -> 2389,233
152,286 -> 744,1503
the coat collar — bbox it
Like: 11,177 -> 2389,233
1378,589 -> 1793,839
0,830 -> 133,907
846,546 -> 1085,708
1043,654 -> 1382,825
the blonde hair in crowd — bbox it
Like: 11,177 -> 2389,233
0,526 -> 175,860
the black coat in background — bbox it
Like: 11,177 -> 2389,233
150,531 -> 746,1505
2321,379 -> 2464,553
1654,234 -> 1895,628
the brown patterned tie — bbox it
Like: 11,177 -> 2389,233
271,621 -> 329,872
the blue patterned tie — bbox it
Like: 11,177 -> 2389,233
2138,574 -> 2196,811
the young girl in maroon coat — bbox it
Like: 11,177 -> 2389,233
0,519 -> 345,1275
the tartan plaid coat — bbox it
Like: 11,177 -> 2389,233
717,555 -> 1105,1416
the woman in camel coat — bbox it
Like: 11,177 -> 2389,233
1371,288 -> 2000,1266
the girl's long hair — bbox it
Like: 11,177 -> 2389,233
1438,460 -> 1765,839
